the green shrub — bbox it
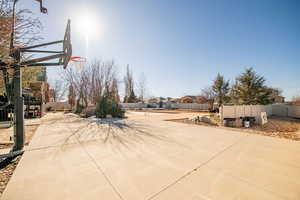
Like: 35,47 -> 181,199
95,96 -> 125,118
80,106 -> 96,118
74,104 -> 85,114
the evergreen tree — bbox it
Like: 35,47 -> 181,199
127,89 -> 137,103
231,68 -> 272,105
212,73 -> 230,106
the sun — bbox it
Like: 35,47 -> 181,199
77,15 -> 96,36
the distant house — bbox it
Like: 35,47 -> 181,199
147,97 -> 159,104
180,96 -> 194,103
167,97 -> 179,103
179,95 -> 208,103
195,96 -> 209,103
44,101 -> 71,111
273,96 -> 285,103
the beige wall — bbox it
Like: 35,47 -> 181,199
272,104 -> 300,118
220,105 -> 273,123
167,103 -> 210,110
221,104 -> 300,123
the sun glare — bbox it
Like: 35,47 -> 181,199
77,15 -> 96,36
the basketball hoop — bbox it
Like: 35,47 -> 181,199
69,56 -> 86,71
19,19 -> 72,69
69,56 -> 87,62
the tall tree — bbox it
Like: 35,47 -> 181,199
231,68 -> 272,105
0,0 -> 43,94
267,87 -> 283,103
0,0 -> 42,61
137,73 -> 147,103
50,79 -> 66,102
62,60 -> 120,110
123,65 -> 137,103
212,73 -> 230,106
201,86 -> 216,111
68,84 -> 76,109
110,77 -> 120,103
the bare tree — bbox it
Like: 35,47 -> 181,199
61,60 -> 120,111
201,86 -> 216,111
0,0 -> 43,61
89,61 -> 104,104
123,65 -> 137,103
50,79 -> 66,102
291,95 -> 300,105
137,73 -> 147,103
110,77 -> 120,103
68,84 -> 76,109
0,0 -> 43,95
61,63 -> 88,111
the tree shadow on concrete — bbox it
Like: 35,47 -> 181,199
61,117 -> 181,151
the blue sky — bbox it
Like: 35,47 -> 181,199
19,0 -> 300,100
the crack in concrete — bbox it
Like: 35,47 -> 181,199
146,134 -> 250,200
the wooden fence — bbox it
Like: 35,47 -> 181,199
167,103 -> 210,110
119,103 -> 148,109
220,105 -> 273,123
120,103 -> 210,110
272,104 -> 300,118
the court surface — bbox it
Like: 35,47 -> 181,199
2,112 -> 300,200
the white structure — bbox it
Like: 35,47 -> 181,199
220,104 -> 300,124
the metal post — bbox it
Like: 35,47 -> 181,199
12,65 -> 24,151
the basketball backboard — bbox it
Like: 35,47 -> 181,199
19,20 -> 72,68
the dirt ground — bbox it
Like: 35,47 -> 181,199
250,116 -> 300,141
168,115 -> 300,141
0,118 -> 41,148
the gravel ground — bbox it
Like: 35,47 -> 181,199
250,116 -> 300,140
0,156 -> 21,196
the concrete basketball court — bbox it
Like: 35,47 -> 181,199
1,112 -> 300,200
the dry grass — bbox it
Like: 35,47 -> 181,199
250,116 -> 300,141
168,115 -> 300,141
166,118 -> 218,127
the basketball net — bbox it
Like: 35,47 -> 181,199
69,57 -> 87,71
